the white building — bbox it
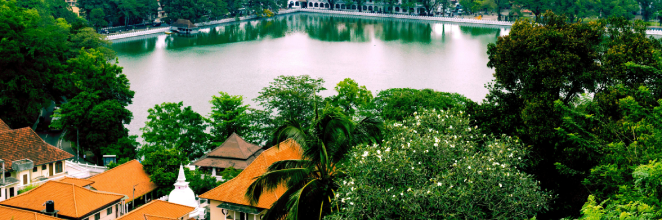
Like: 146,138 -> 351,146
0,119 -> 73,202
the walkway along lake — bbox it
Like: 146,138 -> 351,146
112,13 -> 510,136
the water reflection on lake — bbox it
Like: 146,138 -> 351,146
112,13 -> 509,136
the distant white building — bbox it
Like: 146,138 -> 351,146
288,0 -> 448,15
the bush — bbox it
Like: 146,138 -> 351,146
18,184 -> 39,195
374,88 -> 475,122
327,109 -> 551,219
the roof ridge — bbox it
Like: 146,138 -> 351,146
144,213 -> 179,220
72,183 -> 78,216
121,200 -> 194,219
232,134 -> 251,159
89,159 -> 138,180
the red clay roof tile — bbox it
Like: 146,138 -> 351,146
88,160 -> 158,203
0,125 -> 73,172
117,200 -> 194,220
0,119 -> 11,132
199,139 -> 303,209
57,177 -> 95,187
0,205 -> 64,220
0,181 -> 124,219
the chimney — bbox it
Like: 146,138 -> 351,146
42,200 -> 59,217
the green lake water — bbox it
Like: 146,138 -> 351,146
112,13 -> 509,136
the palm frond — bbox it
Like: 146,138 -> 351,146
287,179 -> 319,220
272,120 -> 308,150
261,181 -> 307,220
268,159 -> 312,171
245,168 -> 310,205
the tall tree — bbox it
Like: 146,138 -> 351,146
327,78 -> 373,117
208,92 -> 250,144
52,49 -> 136,164
0,0 -> 71,128
254,75 -> 326,129
245,106 -> 383,220
473,12 -> 605,218
89,8 -> 108,30
139,102 -> 212,161
599,0 -> 637,19
512,0 -> 551,21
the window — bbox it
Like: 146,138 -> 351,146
95,212 -> 101,220
56,161 -> 63,173
107,207 -> 112,215
33,167 -> 37,172
42,164 -> 46,170
9,187 -> 14,197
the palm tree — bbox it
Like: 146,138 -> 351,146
245,105 -> 383,220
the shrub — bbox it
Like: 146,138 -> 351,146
328,109 -> 551,219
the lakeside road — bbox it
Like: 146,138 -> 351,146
105,9 -> 513,40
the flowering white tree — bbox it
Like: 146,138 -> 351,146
327,109 -> 552,219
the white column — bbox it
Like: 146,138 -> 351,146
224,209 -> 227,220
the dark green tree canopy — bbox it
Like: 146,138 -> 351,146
140,101 -> 212,161
254,75 -> 326,129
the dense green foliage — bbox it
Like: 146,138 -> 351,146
0,0 -> 129,165
376,88 -> 474,122
245,105 -> 383,219
52,48 -> 137,164
0,0 -> 73,128
77,0 -> 157,26
208,91 -> 272,145
326,78 -> 373,118
254,75 -> 326,130
139,102 -> 212,161
328,110 -> 551,219
471,11 -> 662,218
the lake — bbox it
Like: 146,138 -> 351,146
112,13 -> 509,136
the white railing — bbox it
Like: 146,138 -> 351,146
298,8 -> 514,26
66,159 -> 108,172
647,29 -> 662,35
107,8 -> 515,40
106,27 -> 170,40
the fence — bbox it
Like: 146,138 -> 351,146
298,8 -> 514,26
105,9 -> 662,40
106,27 -> 170,40
66,159 -> 108,173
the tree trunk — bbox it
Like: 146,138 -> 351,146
497,6 -> 501,21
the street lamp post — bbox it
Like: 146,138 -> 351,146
132,184 -> 139,210
76,128 -> 79,163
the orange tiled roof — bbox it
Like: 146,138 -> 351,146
0,181 -> 123,219
88,160 -> 158,203
144,215 -> 177,220
199,139 -> 303,209
0,119 -> 11,132
57,177 -> 95,187
117,200 -> 194,220
0,205 -> 64,220
0,124 -> 73,171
